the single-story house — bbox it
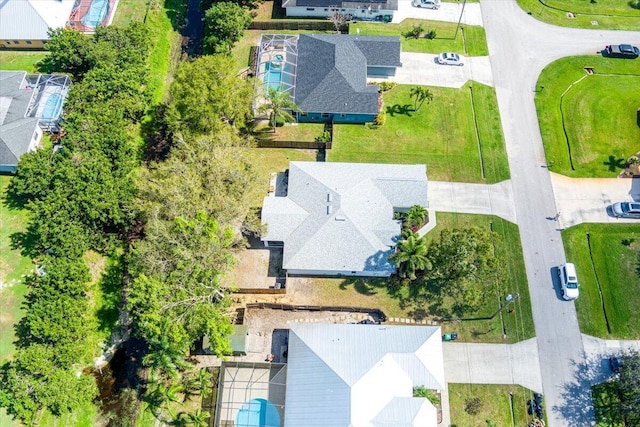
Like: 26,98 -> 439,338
281,0 -> 398,21
0,71 -> 71,172
261,161 -> 428,277
0,0 -> 76,49
285,323 -> 446,427
256,34 -> 401,124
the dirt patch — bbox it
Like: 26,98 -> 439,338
227,245 -> 283,289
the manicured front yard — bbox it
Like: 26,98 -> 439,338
449,384 -> 538,427
536,56 -> 640,177
516,0 -> 640,30
329,83 -> 509,184
299,213 -> 534,343
562,223 -> 640,339
350,18 -> 488,56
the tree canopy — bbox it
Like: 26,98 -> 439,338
203,2 -> 252,54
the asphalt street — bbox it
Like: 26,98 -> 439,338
480,1 -> 640,425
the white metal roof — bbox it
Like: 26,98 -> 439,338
284,323 -> 444,427
261,161 -> 428,275
0,0 -> 75,40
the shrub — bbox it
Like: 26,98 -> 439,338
425,29 -> 437,40
404,24 -> 424,39
315,131 -> 332,143
413,386 -> 441,405
374,110 -> 387,126
464,397 -> 483,415
627,155 -> 640,165
379,81 -> 397,92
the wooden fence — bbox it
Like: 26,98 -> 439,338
245,302 -> 387,322
233,288 -> 286,294
256,139 -> 328,149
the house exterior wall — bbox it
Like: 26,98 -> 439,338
297,112 -> 376,124
287,268 -> 393,277
285,6 -> 395,20
367,66 -> 396,77
0,39 -> 46,49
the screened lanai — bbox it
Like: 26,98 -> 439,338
24,74 -> 72,132
255,34 -> 299,98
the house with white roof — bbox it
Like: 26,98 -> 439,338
285,323 -> 445,427
0,0 -> 76,49
261,161 -> 428,277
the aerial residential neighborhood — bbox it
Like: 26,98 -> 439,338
0,0 -> 639,426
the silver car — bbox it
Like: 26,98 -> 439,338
437,52 -> 463,66
612,201 -> 640,219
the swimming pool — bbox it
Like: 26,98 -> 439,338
236,398 -> 280,427
41,93 -> 63,121
263,62 -> 283,91
82,0 -> 109,28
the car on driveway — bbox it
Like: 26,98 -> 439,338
558,263 -> 579,300
412,0 -> 440,9
603,44 -> 639,59
612,201 -> 640,219
437,52 -> 463,66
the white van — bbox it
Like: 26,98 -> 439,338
558,263 -> 579,300
412,0 -> 441,9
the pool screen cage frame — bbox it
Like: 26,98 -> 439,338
24,74 -> 72,132
214,361 -> 287,427
255,34 -> 299,101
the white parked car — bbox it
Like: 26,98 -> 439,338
558,263 -> 579,300
412,0 -> 440,9
437,52 -> 463,66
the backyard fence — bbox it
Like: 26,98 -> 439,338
245,302 -> 388,322
233,288 -> 286,294
256,139 -> 328,149
249,20 -> 349,32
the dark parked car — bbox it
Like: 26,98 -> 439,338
609,355 -> 624,373
603,44 -> 639,59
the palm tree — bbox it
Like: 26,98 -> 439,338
390,233 -> 432,281
406,205 -> 428,230
409,87 -> 433,112
258,85 -> 301,132
143,335 -> 191,380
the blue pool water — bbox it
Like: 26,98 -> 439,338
42,94 -> 62,120
82,0 -> 109,28
236,398 -> 280,427
263,62 -> 283,91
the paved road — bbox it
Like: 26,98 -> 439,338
480,1 -> 640,425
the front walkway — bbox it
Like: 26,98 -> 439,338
550,173 -> 640,228
428,180 -> 517,223
373,52 -> 493,88
393,0 -> 484,26
443,338 -> 543,393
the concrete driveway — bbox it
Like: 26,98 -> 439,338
551,174 -> 640,227
443,339 -> 543,392
374,52 -> 493,88
393,0 -> 484,26
429,180 -> 517,223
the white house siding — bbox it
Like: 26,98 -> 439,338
285,6 -> 396,20
286,269 -> 393,277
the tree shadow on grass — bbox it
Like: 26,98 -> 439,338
603,155 -> 626,173
338,277 -> 381,296
96,256 -> 125,337
386,104 -> 413,117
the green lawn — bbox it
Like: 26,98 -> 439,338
253,123 -> 326,143
536,56 -> 640,177
112,0 -> 149,26
0,51 -> 48,72
350,18 -> 488,56
329,83 -> 509,183
305,213 -> 534,343
449,384 -> 538,427
516,0 -> 640,30
562,223 -> 640,339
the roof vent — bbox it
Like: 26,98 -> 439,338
327,193 -> 332,202
335,216 -> 346,221
327,206 -> 332,215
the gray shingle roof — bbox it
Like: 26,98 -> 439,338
261,161 -> 428,275
0,0 -> 75,40
294,34 -> 400,115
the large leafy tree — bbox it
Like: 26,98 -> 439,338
203,2 -> 252,54
169,55 -> 253,135
390,233 -> 431,281
601,350 -> 640,426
